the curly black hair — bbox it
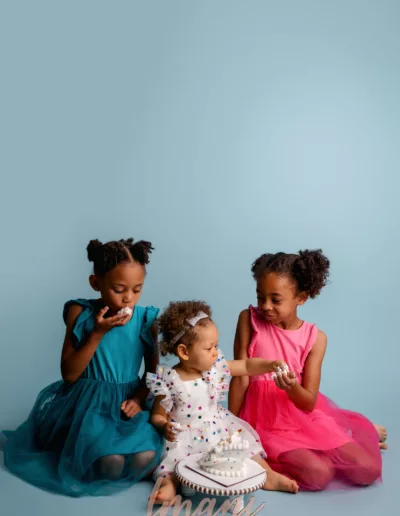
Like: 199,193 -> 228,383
251,249 -> 330,299
87,238 -> 154,276
158,300 -> 213,356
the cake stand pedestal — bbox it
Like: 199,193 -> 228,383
175,453 -> 267,514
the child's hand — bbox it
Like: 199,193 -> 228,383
270,360 -> 288,373
94,306 -> 130,334
163,422 -> 182,442
274,371 -> 297,391
121,399 -> 142,418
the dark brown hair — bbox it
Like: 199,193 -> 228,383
87,238 -> 153,276
158,300 -> 213,356
251,249 -> 330,299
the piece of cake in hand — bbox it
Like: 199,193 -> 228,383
198,431 -> 250,477
271,362 -> 290,380
118,307 -> 133,317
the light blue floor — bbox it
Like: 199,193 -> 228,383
1,432 -> 397,516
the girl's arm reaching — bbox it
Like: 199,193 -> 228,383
228,357 -> 283,377
228,310 -> 252,416
278,330 -> 327,412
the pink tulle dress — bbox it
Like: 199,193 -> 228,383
239,306 -> 382,491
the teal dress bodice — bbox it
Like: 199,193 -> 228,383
63,299 -> 157,384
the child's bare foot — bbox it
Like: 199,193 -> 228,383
254,457 -> 298,494
263,469 -> 299,494
151,477 -> 177,505
374,424 -> 387,443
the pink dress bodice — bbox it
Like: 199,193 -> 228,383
248,306 -> 318,382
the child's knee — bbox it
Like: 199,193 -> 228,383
360,465 -> 381,486
337,444 -> 381,486
130,450 -> 157,470
304,460 -> 334,491
98,454 -> 125,479
350,457 -> 381,486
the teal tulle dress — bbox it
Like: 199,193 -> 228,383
2,299 -> 164,497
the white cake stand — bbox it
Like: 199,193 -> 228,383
175,453 -> 267,514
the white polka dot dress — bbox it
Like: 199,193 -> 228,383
146,351 -> 265,477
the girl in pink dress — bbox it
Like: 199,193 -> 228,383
228,250 -> 385,491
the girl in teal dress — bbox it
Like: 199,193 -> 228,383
2,238 -> 164,496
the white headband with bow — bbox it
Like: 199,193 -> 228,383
170,311 -> 209,346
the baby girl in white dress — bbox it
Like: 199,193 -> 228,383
146,300 -> 299,504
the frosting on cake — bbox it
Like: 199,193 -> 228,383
198,431 -> 249,477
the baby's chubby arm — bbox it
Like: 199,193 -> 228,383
150,396 -> 182,442
227,357 -> 285,377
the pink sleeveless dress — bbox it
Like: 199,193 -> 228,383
239,306 -> 382,490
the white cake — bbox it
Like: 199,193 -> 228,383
118,307 -> 133,317
271,362 -> 289,380
198,431 -> 249,477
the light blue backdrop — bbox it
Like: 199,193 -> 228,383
1,0 -> 399,448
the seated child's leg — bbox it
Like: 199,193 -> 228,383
150,473 -> 179,505
330,442 -> 381,486
129,450 -> 157,477
97,454 -> 125,480
130,450 -> 157,469
252,454 -> 299,494
278,449 -> 334,491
